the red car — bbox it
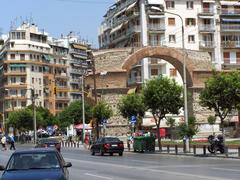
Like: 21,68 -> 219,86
90,137 -> 124,156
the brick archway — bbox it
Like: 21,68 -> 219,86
122,46 -> 213,87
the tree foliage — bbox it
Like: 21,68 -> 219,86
199,71 -> 240,134
118,93 -> 145,127
92,101 -> 113,124
142,75 -> 183,151
166,117 -> 176,141
58,100 -> 92,128
178,116 -> 198,140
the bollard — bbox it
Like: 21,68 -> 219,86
175,145 -> 178,155
193,145 -> 196,155
77,143 -> 80,148
65,141 -> 67,147
183,143 -> 186,153
203,145 -> 206,156
167,145 -> 170,154
238,147 -> 240,158
225,146 -> 228,158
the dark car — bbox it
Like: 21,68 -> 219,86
0,148 -> 72,180
90,137 -> 124,156
35,138 -> 61,152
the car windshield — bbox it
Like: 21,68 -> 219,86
6,152 -> 60,170
104,137 -> 120,143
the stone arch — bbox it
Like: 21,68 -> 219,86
122,46 -> 213,88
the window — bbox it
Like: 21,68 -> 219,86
39,90 -> 42,96
30,54 -> 33,59
186,1 -> 194,9
16,32 -> 21,39
151,68 -> 158,76
170,68 -> 177,77
11,77 -> 16,83
20,77 -> 25,83
188,35 -> 195,43
223,52 -> 230,63
169,35 -> 176,43
21,101 -> 26,107
32,66 -> 34,71
39,78 -> 41,85
168,18 -> 175,26
166,1 -> 175,9
10,54 -> 15,59
186,18 -> 196,26
20,54 -> 25,60
32,77 -> 34,83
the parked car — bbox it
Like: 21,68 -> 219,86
35,137 -> 61,152
0,148 -> 72,180
90,137 -> 124,156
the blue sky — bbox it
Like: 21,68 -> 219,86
0,0 -> 115,48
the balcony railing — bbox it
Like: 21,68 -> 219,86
199,8 -> 214,14
221,8 -> 240,15
221,24 -> 240,31
199,24 -> 215,32
148,24 -> 165,31
149,40 -> 166,47
199,41 -> 215,48
221,41 -> 240,48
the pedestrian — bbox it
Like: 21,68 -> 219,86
9,135 -> 16,150
1,135 -> 7,151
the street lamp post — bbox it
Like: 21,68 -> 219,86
81,74 -> 86,144
31,88 -> 37,144
161,10 -> 189,151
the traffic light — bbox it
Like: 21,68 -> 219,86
54,87 -> 57,95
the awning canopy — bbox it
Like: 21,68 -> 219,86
199,16 -> 214,19
147,0 -> 164,5
9,64 -> 27,68
202,0 -> 215,3
149,15 -> 165,19
126,2 -> 137,11
72,44 -> 87,50
72,54 -> 87,59
222,18 -> 240,22
74,124 -> 92,130
150,6 -> 162,11
42,54 -> 53,61
114,7 -> 126,18
220,1 -> 240,6
110,23 -> 123,34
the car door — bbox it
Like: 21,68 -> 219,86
95,138 -> 102,153
57,151 -> 69,180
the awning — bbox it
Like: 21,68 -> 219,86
202,0 -> 215,3
72,54 -> 87,59
9,64 -> 26,68
126,2 -> 137,11
147,0 -> 164,5
42,54 -> 53,61
220,1 -> 240,6
149,15 -> 165,19
114,8 -> 126,18
127,87 -> 137,94
222,18 -> 240,22
199,16 -> 214,19
110,23 -> 123,34
150,6 -> 161,11
142,117 -> 168,127
72,44 -> 87,50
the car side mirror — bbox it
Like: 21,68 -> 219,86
0,165 -> 5,171
63,162 -> 72,168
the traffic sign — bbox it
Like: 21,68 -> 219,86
130,116 -> 137,124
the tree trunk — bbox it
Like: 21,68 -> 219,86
238,111 -> 240,127
156,124 -> 162,152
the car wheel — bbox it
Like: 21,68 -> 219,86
119,152 -> 123,156
100,149 -> 104,156
91,150 -> 95,156
110,153 -> 113,156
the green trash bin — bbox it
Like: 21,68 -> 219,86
133,136 -> 155,152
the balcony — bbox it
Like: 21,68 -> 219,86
149,40 -> 166,47
221,8 -> 240,15
69,69 -> 84,75
221,41 -> 240,48
198,8 -> 214,15
199,24 -> 215,32
221,24 -> 240,31
199,41 -> 215,49
148,24 -> 165,32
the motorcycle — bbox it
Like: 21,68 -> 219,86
207,134 -> 225,154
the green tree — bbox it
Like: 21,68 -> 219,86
178,116 -> 198,140
200,71 -> 240,134
118,93 -> 145,131
207,115 -> 216,135
142,76 -> 183,151
58,100 -> 92,128
92,101 -> 113,138
166,117 -> 176,141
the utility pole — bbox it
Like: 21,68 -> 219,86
81,75 -> 86,143
31,88 -> 37,144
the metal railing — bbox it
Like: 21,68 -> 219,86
199,24 -> 215,31
221,41 -> 240,48
148,24 -> 165,31
199,41 -> 215,48
221,8 -> 240,15
221,24 -> 240,31
199,8 -> 214,14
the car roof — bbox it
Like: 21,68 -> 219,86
13,148 -> 58,154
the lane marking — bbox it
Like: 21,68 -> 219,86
84,173 -> 113,180
65,158 -> 233,180
212,167 -> 240,172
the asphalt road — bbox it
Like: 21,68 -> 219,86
1,145 -> 240,180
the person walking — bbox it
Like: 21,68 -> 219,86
9,135 -> 16,150
1,135 -> 7,151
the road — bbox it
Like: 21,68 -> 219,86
0,145 -> 240,180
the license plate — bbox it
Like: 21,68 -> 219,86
49,144 -> 55,147
112,144 -> 117,147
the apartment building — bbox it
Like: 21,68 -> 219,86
98,0 -> 240,84
0,23 -> 90,122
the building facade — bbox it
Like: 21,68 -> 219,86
0,23 -> 90,127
